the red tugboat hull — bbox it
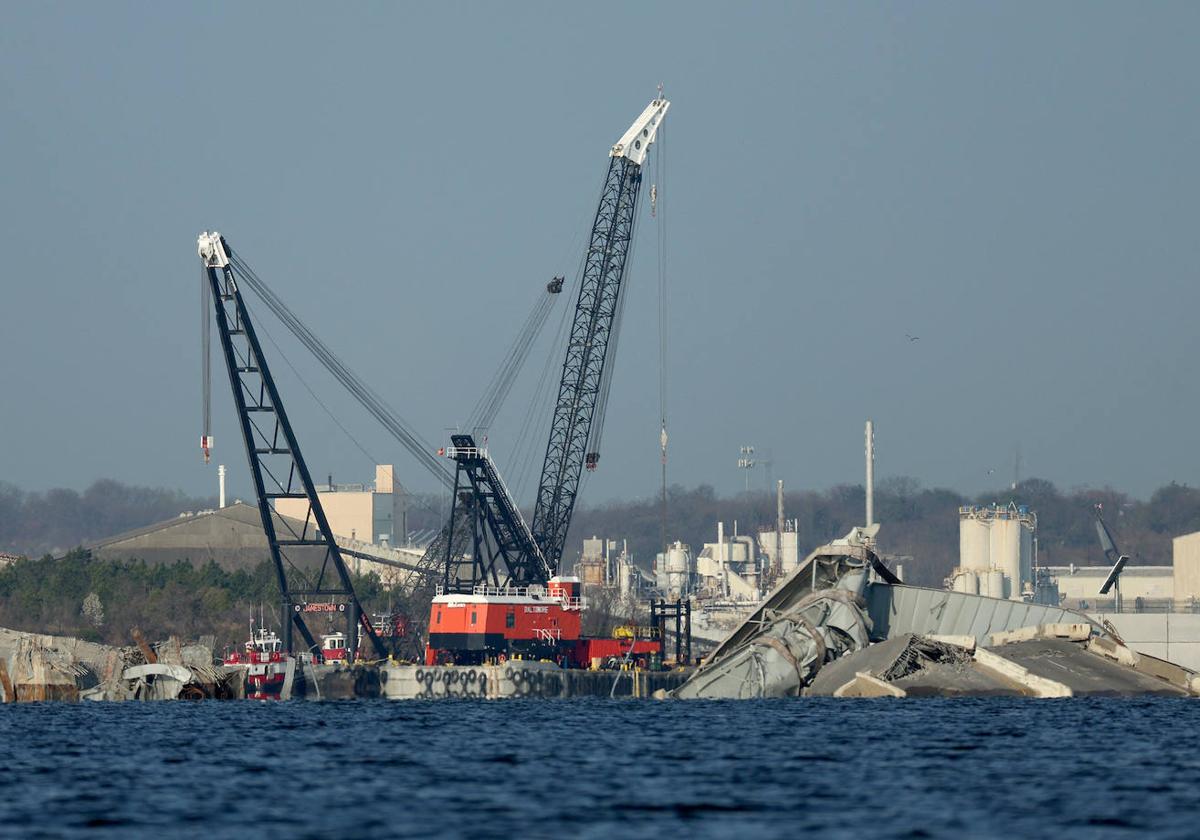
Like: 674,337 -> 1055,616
224,628 -> 289,700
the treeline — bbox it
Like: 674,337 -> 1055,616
4,476 -> 1200,621
0,480 -> 215,558
566,478 -> 1200,587
0,550 -> 389,652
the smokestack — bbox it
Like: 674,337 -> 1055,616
865,420 -> 875,528
218,464 -> 227,509
775,479 -> 784,577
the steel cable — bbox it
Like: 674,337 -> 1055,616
466,280 -> 560,432
228,251 -> 453,489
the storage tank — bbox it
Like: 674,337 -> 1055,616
1019,512 -> 1034,596
983,569 -> 1006,599
958,509 -> 991,572
664,542 -> 691,597
618,556 -> 633,599
950,569 -> 978,594
952,503 -> 1038,600
759,530 -> 801,575
780,531 -> 800,574
990,516 -> 1021,600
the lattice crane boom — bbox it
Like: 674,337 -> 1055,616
529,96 -> 669,573
198,231 -> 387,659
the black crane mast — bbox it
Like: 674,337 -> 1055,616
527,97 -> 669,573
198,232 -> 386,658
440,96 -> 670,589
441,434 -> 550,589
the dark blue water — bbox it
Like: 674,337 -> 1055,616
2,698 -> 1198,838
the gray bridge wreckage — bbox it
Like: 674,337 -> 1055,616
669,528 -> 1200,700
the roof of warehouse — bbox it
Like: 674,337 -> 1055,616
85,502 -> 305,549
1045,565 -> 1174,577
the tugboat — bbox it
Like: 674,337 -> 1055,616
319,631 -> 349,663
224,627 -> 288,700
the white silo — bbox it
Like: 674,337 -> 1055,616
983,569 -> 1006,599
618,555 -> 633,600
664,542 -> 691,597
950,569 -> 978,594
780,531 -> 800,575
759,528 -> 802,576
990,515 -> 1022,599
952,503 -> 1038,600
958,508 -> 991,572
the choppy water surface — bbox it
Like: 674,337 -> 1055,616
2,698 -> 1199,838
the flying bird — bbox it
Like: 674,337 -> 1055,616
905,334 -> 920,342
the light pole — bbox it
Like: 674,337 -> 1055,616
737,445 -> 756,493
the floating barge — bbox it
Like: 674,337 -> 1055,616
379,661 -> 689,700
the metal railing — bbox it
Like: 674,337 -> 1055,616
474,583 -> 542,598
433,583 -> 584,610
1073,597 -> 1200,615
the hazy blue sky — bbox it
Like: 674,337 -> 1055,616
2,3 -> 1198,506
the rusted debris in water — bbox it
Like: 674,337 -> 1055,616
130,627 -> 157,664
0,657 -> 14,703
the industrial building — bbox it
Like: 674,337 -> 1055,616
944,506 -> 1200,668
89,464 -> 413,575
648,525 -> 767,644
693,524 -> 760,601
574,537 -> 653,602
757,523 -> 801,580
91,503 -> 300,570
948,504 -> 1200,610
1086,535 -> 1200,668
274,465 -> 407,547
948,504 -> 1037,600
86,501 -> 422,586
575,516 -> 800,644
651,524 -> 764,603
1047,564 -> 1176,610
570,524 -> 774,644
1042,530 -> 1200,613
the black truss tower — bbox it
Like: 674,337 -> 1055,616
530,155 -> 643,571
443,434 -> 550,589
202,236 -> 386,659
